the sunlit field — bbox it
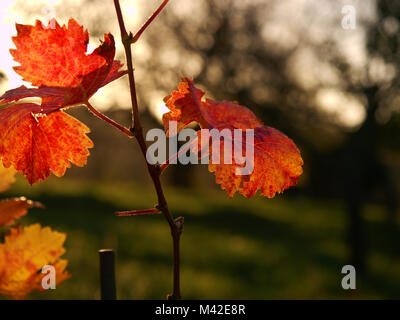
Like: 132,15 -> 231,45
2,177 -> 398,300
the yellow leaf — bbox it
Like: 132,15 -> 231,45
0,162 -> 16,192
0,224 -> 70,299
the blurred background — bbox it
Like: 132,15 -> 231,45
1,0 -> 400,299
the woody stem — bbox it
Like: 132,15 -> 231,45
132,0 -> 170,43
113,0 -> 181,300
85,101 -> 133,137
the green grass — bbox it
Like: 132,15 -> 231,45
2,177 -> 400,299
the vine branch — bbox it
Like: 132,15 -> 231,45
85,101 -> 133,137
113,0 -> 182,300
132,0 -> 170,43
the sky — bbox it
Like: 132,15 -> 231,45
0,0 -> 377,127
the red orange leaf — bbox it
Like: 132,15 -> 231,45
208,126 -> 303,198
163,78 -> 209,135
0,18 -> 127,109
201,99 -> 263,130
162,78 -> 263,134
0,103 -> 93,184
0,197 -> 44,226
0,162 -> 16,192
163,78 -> 303,198
0,224 -> 69,300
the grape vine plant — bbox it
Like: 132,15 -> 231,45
0,0 -> 303,299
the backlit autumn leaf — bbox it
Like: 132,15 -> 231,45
0,103 -> 93,184
0,224 -> 70,300
207,126 -> 303,198
163,79 -> 263,135
0,18 -> 127,110
163,79 -> 209,135
0,197 -> 44,226
0,162 -> 16,192
163,78 -> 303,198
0,18 -> 128,184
